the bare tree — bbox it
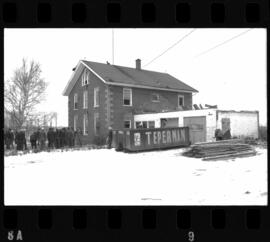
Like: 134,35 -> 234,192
4,59 -> 48,129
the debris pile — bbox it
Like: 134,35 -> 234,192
182,139 -> 257,161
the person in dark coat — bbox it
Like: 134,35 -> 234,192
107,127 -> 113,149
39,128 -> 46,150
36,128 -> 41,147
47,128 -> 54,149
59,128 -> 64,148
215,129 -> 223,141
223,128 -> 231,140
22,130 -> 27,150
55,129 -> 60,149
16,130 -> 26,151
67,127 -> 74,147
30,131 -> 37,149
70,128 -> 75,147
51,128 -> 56,148
62,128 -> 67,147
10,129 -> 15,149
5,128 -> 14,150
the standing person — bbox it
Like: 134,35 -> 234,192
59,128 -> 63,148
30,131 -> 37,149
215,129 -> 223,141
55,129 -> 60,149
10,129 -> 15,149
47,128 -> 53,149
107,127 -> 113,149
74,128 -> 82,147
5,128 -> 14,150
70,127 -> 75,147
67,127 -> 73,147
22,129 -> 27,150
66,127 -> 70,147
39,128 -> 46,150
61,128 -> 67,147
51,128 -> 56,149
16,130 -> 23,151
36,128 -> 41,148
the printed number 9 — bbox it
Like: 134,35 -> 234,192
188,231 -> 194,242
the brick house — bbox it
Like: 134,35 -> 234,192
62,59 -> 198,144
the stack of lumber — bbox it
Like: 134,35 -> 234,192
182,139 -> 257,161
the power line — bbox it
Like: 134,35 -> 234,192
195,28 -> 253,58
143,29 -> 196,68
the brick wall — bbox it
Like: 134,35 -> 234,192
110,86 -> 193,130
68,67 -> 108,144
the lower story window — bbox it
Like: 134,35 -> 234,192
135,121 -> 147,129
124,120 -> 131,129
83,114 -> 88,135
74,115 -> 78,131
148,121 -> 155,128
94,113 -> 100,135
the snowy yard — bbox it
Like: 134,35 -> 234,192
4,147 -> 267,205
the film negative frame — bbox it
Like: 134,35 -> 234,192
0,0 -> 269,241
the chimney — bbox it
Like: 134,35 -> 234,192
136,59 -> 141,70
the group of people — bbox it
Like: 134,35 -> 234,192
4,127 -> 82,151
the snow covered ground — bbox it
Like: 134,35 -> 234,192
4,147 -> 267,205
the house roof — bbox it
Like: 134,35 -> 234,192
62,60 -> 198,96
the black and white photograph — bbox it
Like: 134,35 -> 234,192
4,28 -> 267,205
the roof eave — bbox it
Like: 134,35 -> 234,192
106,81 -> 197,93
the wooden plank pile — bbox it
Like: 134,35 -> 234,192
182,139 -> 257,161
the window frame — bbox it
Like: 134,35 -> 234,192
82,69 -> 89,86
74,93 -> 78,110
83,114 -> 88,135
123,88 -> 132,106
151,93 -> 160,102
148,121 -> 155,128
94,87 -> 100,107
178,94 -> 185,107
83,90 -> 88,109
124,120 -> 131,129
74,115 -> 78,131
94,113 -> 100,135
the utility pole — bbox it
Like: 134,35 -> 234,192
112,29 -> 114,64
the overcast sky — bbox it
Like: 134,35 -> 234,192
4,28 -> 267,126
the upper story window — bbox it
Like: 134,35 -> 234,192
83,90 -> 88,109
151,93 -> 160,102
123,88 -> 132,106
94,87 -> 99,107
178,95 -> 184,107
74,93 -> 78,110
82,69 -> 89,86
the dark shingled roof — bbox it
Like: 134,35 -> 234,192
81,60 -> 198,92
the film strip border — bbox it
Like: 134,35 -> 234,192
1,207 -> 269,241
1,0 -> 269,241
0,0 -> 269,26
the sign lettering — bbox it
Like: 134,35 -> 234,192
132,128 -> 188,148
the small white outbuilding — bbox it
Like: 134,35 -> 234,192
133,109 -> 259,144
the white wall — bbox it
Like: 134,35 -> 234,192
134,109 -> 260,141
134,109 -> 217,142
217,111 -> 259,138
